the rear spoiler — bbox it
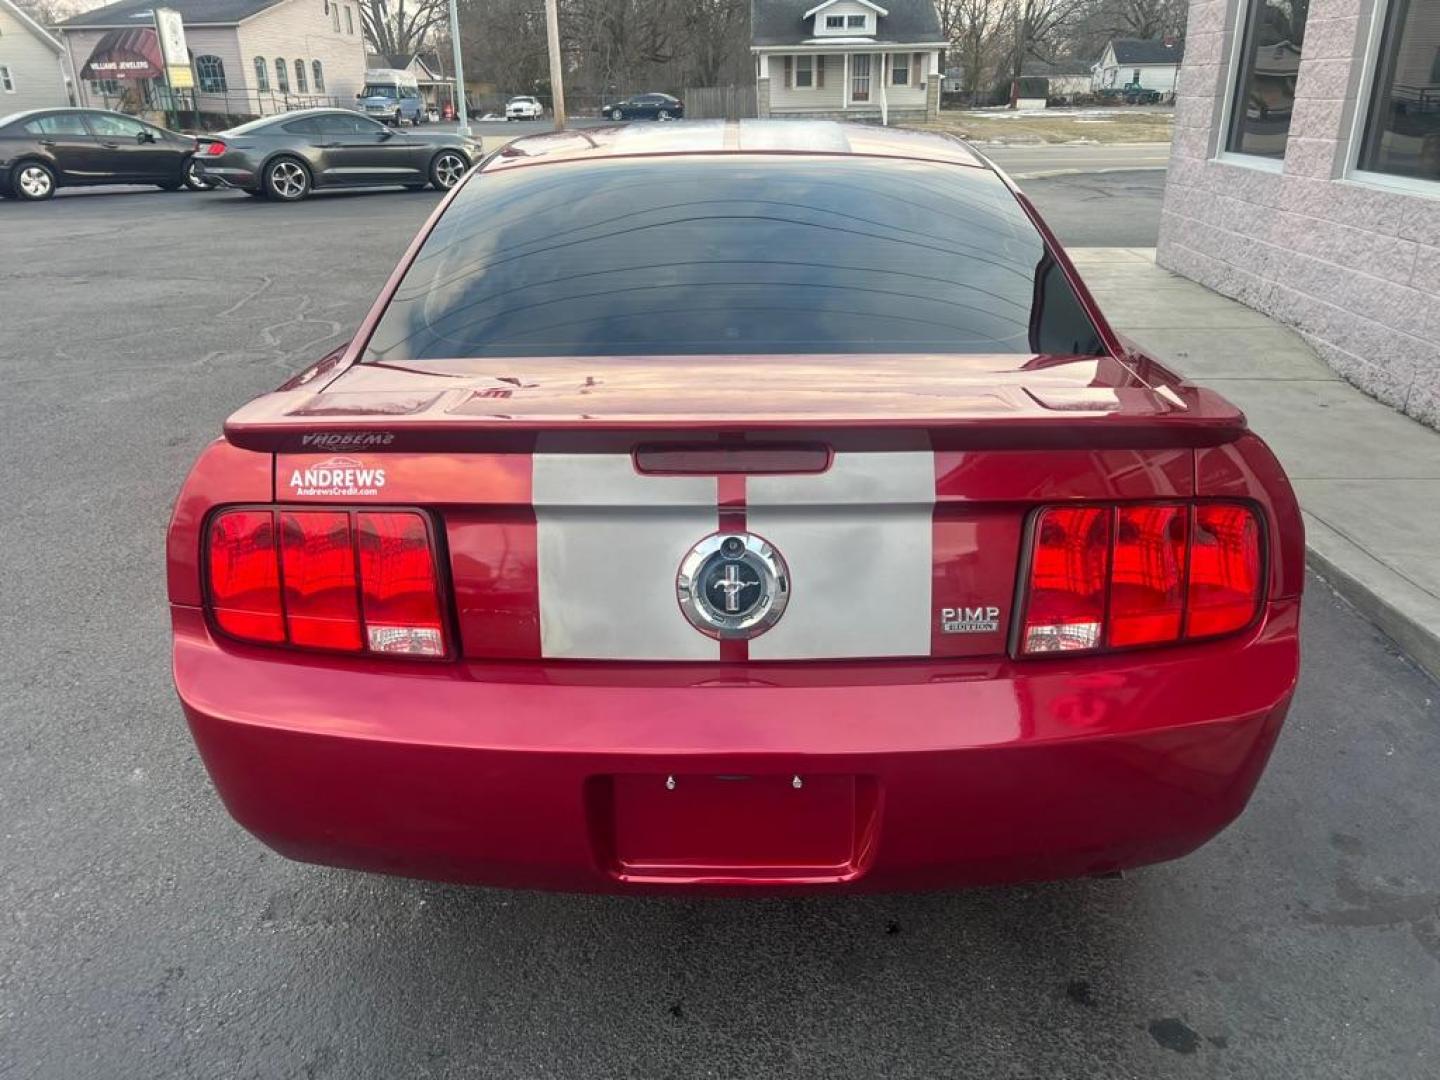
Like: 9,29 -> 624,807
223,387 -> 1248,455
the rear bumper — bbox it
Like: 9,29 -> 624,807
173,600 -> 1299,893
195,163 -> 257,189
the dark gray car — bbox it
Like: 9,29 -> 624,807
194,108 -> 480,201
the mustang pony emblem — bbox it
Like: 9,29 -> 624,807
677,533 -> 789,639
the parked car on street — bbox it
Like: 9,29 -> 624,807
601,92 -> 684,120
357,69 -> 427,126
0,107 -> 212,201
169,120 -> 1302,895
505,96 -> 544,120
192,108 -> 479,201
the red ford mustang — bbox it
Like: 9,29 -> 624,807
168,122 -> 1302,893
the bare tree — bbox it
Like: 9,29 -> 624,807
1096,0 -> 1187,40
1006,0 -> 1092,90
11,0 -> 84,24
678,0 -> 750,87
358,0 -> 450,62
936,0 -> 1012,94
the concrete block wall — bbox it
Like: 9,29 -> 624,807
1157,0 -> 1440,428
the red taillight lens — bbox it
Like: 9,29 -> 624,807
1109,504 -> 1187,647
358,511 -> 445,656
1187,504 -> 1262,638
205,507 -> 446,657
1021,506 -> 1111,653
280,511 -> 361,651
207,511 -> 284,643
203,140 -> 226,156
1019,501 -> 1263,657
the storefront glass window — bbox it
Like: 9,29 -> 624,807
1226,0 -> 1310,158
1359,0 -> 1440,184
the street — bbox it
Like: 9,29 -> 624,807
2,168 -> 1437,1079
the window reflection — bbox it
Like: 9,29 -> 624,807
1227,0 -> 1309,158
363,158 -> 1107,363
1360,0 -> 1440,183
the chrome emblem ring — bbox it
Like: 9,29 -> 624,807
677,532 -> 790,640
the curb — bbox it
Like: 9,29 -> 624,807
1009,165 -> 1169,180
1303,513 -> 1440,684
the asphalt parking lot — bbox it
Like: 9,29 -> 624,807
2,180 -> 1437,1079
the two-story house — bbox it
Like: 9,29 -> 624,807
0,0 -> 71,114
56,0 -> 368,121
751,0 -> 945,123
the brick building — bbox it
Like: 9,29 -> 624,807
1159,0 -> 1439,428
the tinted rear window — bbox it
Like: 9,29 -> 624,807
362,156 -> 1104,362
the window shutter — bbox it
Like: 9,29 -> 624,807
816,55 -> 825,89
784,55 -> 792,89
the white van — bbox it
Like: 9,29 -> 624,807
357,69 -> 425,126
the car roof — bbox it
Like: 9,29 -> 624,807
267,107 -> 357,118
484,119 -> 990,173
1,106 -> 171,130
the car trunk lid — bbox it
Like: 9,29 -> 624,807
236,354 -> 1233,663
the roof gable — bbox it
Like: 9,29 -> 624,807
802,0 -> 888,18
752,0 -> 942,46
0,0 -> 63,51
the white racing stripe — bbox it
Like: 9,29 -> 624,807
534,453 -> 718,660
533,450 -> 936,661
748,452 -> 935,660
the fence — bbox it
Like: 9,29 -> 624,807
683,85 -> 757,120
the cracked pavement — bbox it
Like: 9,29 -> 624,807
1,181 -> 1437,1079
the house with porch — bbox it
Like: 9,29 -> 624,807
751,0 -> 945,124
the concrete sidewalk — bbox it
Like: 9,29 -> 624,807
1076,248 -> 1440,682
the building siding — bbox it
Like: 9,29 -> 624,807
0,5 -> 68,113
237,0 -> 367,109
764,50 -> 934,116
1093,61 -> 1180,92
766,54 -> 846,111
1156,0 -> 1440,429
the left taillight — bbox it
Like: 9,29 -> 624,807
202,140 -> 226,156
205,507 -> 447,657
1018,500 -> 1263,657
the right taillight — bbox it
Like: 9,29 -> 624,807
1186,504 -> 1262,639
206,507 -> 447,657
1019,501 -> 1262,656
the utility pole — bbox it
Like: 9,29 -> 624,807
447,0 -> 470,136
544,0 -> 566,129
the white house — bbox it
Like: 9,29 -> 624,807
56,0 -> 368,120
0,0 -> 70,114
1092,37 -> 1185,95
751,0 -> 945,123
